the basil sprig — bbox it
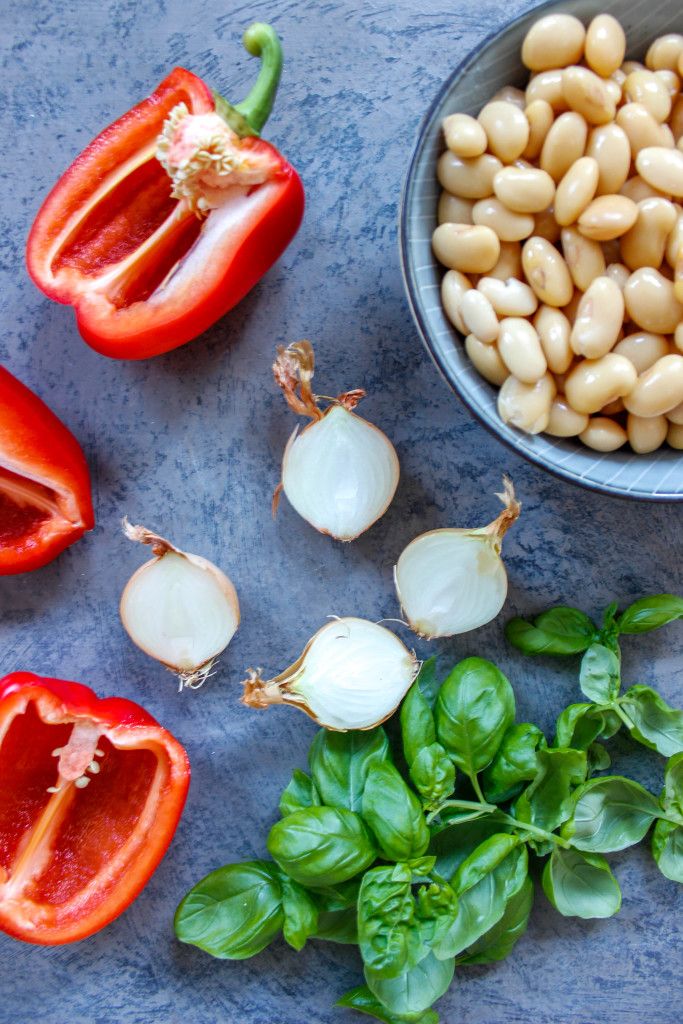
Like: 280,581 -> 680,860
175,593 -> 683,1024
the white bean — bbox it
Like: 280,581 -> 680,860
497,317 -> 547,382
570,277 -> 625,358
497,372 -> 556,433
477,276 -> 538,317
461,290 -> 500,343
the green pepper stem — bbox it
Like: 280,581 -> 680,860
234,23 -> 283,135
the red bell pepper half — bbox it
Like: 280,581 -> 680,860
26,23 -> 305,360
0,672 -> 190,944
0,365 -> 94,574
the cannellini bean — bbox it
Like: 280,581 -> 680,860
490,86 -> 528,110
478,101 -> 530,162
636,146 -> 683,197
487,241 -> 523,281
437,151 -> 503,199
545,396 -> 590,436
493,166 -> 556,213
442,113 -> 488,157
578,195 -> 639,240
604,262 -> 630,289
526,69 -> 569,112
461,290 -> 499,343
562,288 -> 583,325
623,267 -> 683,332
465,334 -> 509,385
627,413 -> 668,453
497,317 -> 547,382
620,197 -> 677,270
619,175 -> 670,203
432,223 -> 501,274
562,66 -> 616,125
523,99 -> 554,159
667,421 -> 683,448
554,156 -> 599,226
667,398 -> 683,424
471,197 -> 535,242
614,332 -> 670,373
622,61 -> 646,76
438,191 -> 475,225
522,237 -> 573,306
623,353 -> 683,416
665,208 -> 683,267
534,305 -> 573,373
617,103 -> 673,156
671,96 -> 683,143
441,269 -> 472,333
586,123 -> 631,195
585,14 -> 626,77
540,112 -> 588,182
655,70 -> 681,102
647,34 -> 683,73
561,227 -> 606,292
564,353 -> 637,414
570,276 -> 624,358
522,14 -> 586,71
477,276 -> 538,317
579,417 -> 628,451
624,70 -> 672,123
497,372 -> 556,433
533,207 -> 562,244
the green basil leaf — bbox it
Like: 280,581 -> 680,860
513,747 -> 587,835
357,866 -> 458,980
427,813 -> 512,879
553,703 -> 606,750
278,875 -> 319,951
433,835 -> 527,959
586,742 -> 611,776
603,601 -> 619,631
662,752 -> 683,820
409,743 -> 456,808
435,658 -> 515,779
616,594 -> 683,634
279,768 -> 322,817
621,685 -> 683,757
456,873 -> 533,965
174,860 -> 283,959
401,681 -> 437,768
562,776 -> 661,852
309,727 -> 390,813
579,644 -> 621,704
506,607 -> 596,656
542,846 -> 621,918
336,985 -> 439,1024
362,762 -> 430,862
364,952 -> 455,1018
267,806 -> 377,887
310,877 -> 363,913
314,906 -> 359,944
482,723 -> 546,803
416,656 -> 441,711
652,819 -> 683,883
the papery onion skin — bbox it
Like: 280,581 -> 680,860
395,530 -> 508,639
241,617 -> 419,731
281,405 -> 400,542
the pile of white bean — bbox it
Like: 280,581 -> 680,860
434,12 -> 683,453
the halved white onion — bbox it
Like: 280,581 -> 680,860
241,617 -> 419,731
394,477 -> 521,639
120,521 -> 240,689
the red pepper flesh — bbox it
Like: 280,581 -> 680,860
0,672 -> 190,944
0,365 -> 94,574
26,64 -> 305,359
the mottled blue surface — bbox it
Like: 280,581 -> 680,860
1,1 -> 683,1022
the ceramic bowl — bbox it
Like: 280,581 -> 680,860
400,0 -> 683,500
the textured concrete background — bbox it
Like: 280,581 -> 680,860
1,0 -> 683,1022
